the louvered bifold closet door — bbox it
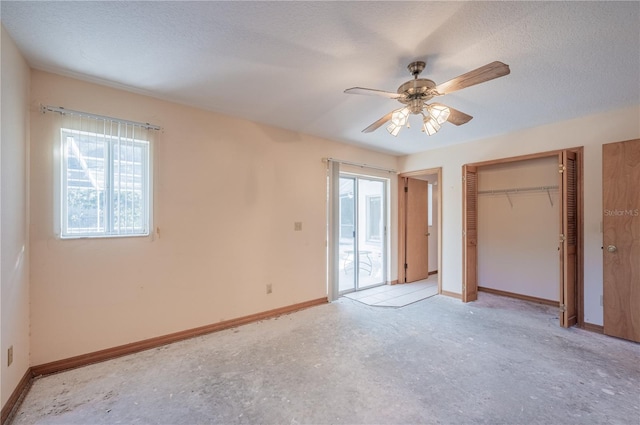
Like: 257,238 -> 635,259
560,151 -> 578,327
463,165 -> 479,302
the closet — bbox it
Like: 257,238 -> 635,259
462,149 -> 582,328
477,157 -> 559,302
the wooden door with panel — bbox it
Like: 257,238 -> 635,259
603,139 -> 640,342
559,151 -> 578,328
463,165 -> 478,302
405,177 -> 430,283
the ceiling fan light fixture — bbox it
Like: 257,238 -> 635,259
429,104 -> 451,125
346,60 -> 508,137
387,122 -> 402,136
423,116 -> 441,136
390,107 -> 410,127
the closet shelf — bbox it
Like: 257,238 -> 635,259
478,185 -> 558,195
478,185 -> 558,208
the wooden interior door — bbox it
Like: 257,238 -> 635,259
559,151 -> 578,327
462,165 -> 478,302
405,177 -> 429,282
603,139 -> 640,342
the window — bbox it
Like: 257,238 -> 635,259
60,123 -> 151,238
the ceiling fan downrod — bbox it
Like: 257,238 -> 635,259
407,61 -> 426,79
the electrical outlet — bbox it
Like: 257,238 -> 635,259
266,284 -> 273,294
8,346 -> 13,367
294,222 -> 302,231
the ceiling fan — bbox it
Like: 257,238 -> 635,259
344,60 -> 510,136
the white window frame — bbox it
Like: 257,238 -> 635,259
59,126 -> 153,239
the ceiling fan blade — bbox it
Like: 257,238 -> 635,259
434,61 -> 510,95
362,111 -> 394,133
345,87 -> 404,99
431,103 -> 473,126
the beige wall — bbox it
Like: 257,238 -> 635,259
29,70 -> 398,365
1,26 -> 31,408
477,157 -> 559,301
399,105 -> 640,326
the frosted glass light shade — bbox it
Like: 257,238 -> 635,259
423,116 -> 441,136
387,122 -> 402,136
391,107 -> 410,126
429,104 -> 450,124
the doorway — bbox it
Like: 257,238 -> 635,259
398,168 -> 442,293
338,174 -> 387,294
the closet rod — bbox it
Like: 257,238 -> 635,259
478,185 -> 558,195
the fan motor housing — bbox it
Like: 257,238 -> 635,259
397,78 -> 436,102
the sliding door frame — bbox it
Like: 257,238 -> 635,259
338,173 -> 388,294
328,158 -> 393,301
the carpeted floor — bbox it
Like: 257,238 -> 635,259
9,293 -> 640,425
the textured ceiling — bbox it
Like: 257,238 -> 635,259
2,1 -> 639,155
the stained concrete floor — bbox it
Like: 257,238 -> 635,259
10,293 -> 640,425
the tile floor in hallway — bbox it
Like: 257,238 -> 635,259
343,274 -> 438,307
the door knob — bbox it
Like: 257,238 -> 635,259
607,245 -> 617,253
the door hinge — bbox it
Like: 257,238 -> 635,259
404,263 -> 408,269
559,304 -> 567,312
558,165 -> 566,173
559,233 -> 566,242
404,186 -> 408,193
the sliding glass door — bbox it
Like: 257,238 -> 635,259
338,175 -> 386,294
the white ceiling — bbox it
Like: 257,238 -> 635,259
2,1 -> 639,155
